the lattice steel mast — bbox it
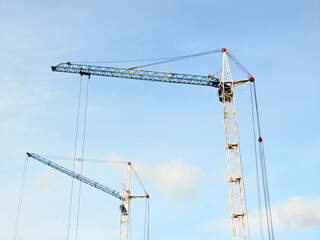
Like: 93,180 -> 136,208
120,162 -> 131,240
219,49 -> 247,240
51,49 -> 252,240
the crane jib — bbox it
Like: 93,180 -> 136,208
51,63 -> 220,87
26,152 -> 121,199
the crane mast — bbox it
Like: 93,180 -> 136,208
51,49 -> 251,240
120,162 -> 131,240
220,50 -> 247,240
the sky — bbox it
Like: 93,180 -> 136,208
1,0 -> 319,240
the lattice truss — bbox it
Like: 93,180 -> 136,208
220,52 -> 247,240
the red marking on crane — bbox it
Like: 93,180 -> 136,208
67,62 -> 71,65
259,137 -> 263,142
249,76 -> 255,82
26,152 -> 31,157
126,190 -> 130,194
128,162 -> 131,166
222,48 -> 227,53
146,194 -> 149,198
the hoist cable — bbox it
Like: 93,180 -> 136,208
143,199 -> 150,240
144,198 -> 147,240
252,81 -> 274,240
75,76 -> 90,240
71,49 -> 222,67
130,203 -> 132,240
128,48 -> 223,70
239,146 -> 251,240
35,154 -> 128,164
226,52 -> 252,77
235,109 -> 251,240
66,75 -> 83,240
131,165 -> 148,195
13,156 -> 28,240
253,82 -> 273,240
228,54 -> 250,76
259,142 -> 274,240
72,56 -> 186,64
147,199 -> 150,240
250,82 -> 265,240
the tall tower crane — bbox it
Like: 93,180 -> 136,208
26,152 -> 149,240
51,48 -> 253,240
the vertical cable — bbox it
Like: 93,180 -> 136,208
75,76 -> 90,240
250,82 -> 264,240
129,201 -> 132,240
147,199 -> 150,240
237,126 -> 251,240
13,156 -> 28,240
144,198 -> 147,240
67,76 -> 83,240
252,81 -> 274,240
239,151 -> 251,240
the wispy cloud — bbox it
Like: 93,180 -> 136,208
201,195 -> 320,234
0,75 -> 35,112
106,153 -> 206,201
279,196 -> 320,230
201,214 -> 230,233
35,168 -> 54,191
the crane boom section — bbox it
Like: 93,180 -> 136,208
51,63 -> 220,87
27,152 -> 121,199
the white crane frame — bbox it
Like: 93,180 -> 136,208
220,51 -> 247,240
120,163 -> 131,240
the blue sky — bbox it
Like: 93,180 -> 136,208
1,0 -> 319,240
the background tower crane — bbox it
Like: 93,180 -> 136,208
26,152 -> 149,240
51,48 -> 257,240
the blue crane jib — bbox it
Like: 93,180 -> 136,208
26,152 -> 121,199
51,63 -> 220,87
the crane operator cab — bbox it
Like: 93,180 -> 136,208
218,82 -> 234,102
120,204 -> 128,215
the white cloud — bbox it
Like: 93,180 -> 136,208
201,195 -> 320,235
0,75 -> 35,112
106,153 -> 206,201
201,215 -> 230,233
136,159 -> 206,201
35,168 -> 54,191
0,74 -> 55,135
279,196 -> 320,230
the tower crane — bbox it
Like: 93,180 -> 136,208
51,48 -> 254,240
26,152 -> 149,240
